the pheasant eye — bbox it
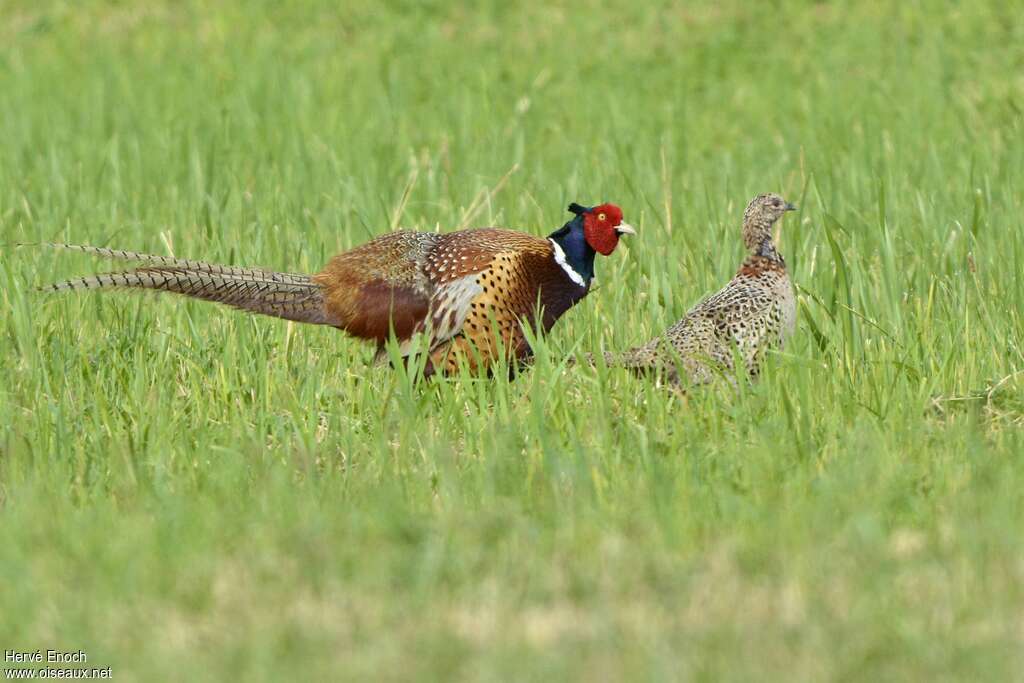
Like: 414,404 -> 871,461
597,212 -> 607,221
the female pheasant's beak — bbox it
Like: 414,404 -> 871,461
615,223 -> 637,236
784,203 -> 797,212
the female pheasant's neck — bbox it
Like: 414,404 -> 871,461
754,237 -> 783,263
548,222 -> 596,287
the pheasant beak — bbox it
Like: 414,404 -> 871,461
615,222 -> 637,236
784,203 -> 797,212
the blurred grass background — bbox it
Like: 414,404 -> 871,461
2,0 -> 1023,679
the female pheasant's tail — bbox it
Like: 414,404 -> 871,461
576,351 -> 616,367
579,348 -> 653,369
35,243 -> 337,326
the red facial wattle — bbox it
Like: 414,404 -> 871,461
583,203 -> 626,255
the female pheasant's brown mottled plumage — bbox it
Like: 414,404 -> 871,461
599,193 -> 797,386
38,203 -> 634,377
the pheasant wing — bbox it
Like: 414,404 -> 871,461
416,229 -> 558,375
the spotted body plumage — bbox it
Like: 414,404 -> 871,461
601,194 -> 796,385
36,203 -> 634,377
316,227 -> 598,374
422,231 -> 597,374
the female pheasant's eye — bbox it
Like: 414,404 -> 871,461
597,212 -> 607,221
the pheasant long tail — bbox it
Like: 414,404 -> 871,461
579,349 -> 651,368
37,243 -> 337,325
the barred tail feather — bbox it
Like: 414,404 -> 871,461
34,242 -> 312,285
579,350 -> 647,368
38,244 -> 336,326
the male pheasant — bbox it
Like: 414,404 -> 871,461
596,193 -> 796,386
38,203 -> 634,376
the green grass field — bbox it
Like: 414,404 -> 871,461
2,1 -> 1023,679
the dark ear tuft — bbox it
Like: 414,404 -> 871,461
567,203 -> 589,216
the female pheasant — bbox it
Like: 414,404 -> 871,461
597,193 -> 796,386
39,203 -> 634,376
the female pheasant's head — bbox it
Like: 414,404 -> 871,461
742,193 -> 797,253
569,202 -> 636,255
